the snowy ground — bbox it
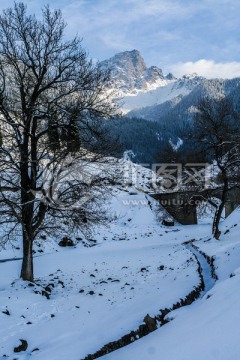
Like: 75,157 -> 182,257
0,168 -> 239,360
100,209 -> 240,360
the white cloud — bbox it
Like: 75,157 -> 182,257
170,59 -> 240,79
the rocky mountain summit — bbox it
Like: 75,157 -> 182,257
100,49 -> 175,94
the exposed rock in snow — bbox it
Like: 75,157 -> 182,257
100,49 -> 174,96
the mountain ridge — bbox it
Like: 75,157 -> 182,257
101,50 -> 240,164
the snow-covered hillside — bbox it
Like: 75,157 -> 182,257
0,181 -> 203,359
101,208 -> 240,360
122,74 -> 202,113
0,159 -> 240,360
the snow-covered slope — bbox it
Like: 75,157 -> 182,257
126,77 -> 240,124
0,179 -> 205,360
0,160 -> 240,360
102,269 -> 240,360
122,74 -> 202,113
101,208 -> 240,360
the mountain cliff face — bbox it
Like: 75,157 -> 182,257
100,49 -> 175,94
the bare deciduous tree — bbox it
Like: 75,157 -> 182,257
0,3 -> 119,281
194,96 -> 240,239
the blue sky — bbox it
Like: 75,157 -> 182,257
0,0 -> 240,78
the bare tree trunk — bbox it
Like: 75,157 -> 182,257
20,231 -> 34,282
212,171 -> 228,240
212,201 -> 225,239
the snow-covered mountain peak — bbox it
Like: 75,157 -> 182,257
99,50 -> 209,114
100,50 -> 174,95
183,72 -> 199,79
101,50 -> 239,122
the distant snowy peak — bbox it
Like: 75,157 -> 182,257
182,72 -> 199,79
100,49 -> 176,95
99,50 -> 207,113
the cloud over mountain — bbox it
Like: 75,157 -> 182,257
170,60 -> 240,79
